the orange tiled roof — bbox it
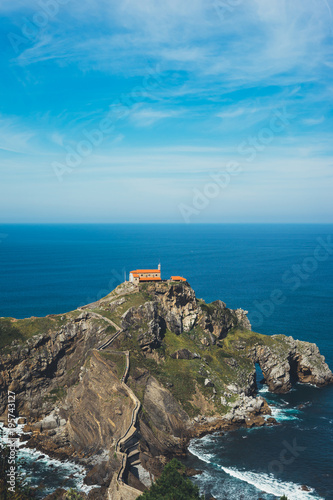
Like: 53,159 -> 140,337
131,273 -> 139,278
171,276 -> 187,281
139,276 -> 162,281
131,269 -> 160,274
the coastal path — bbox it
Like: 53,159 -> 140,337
78,307 -> 142,499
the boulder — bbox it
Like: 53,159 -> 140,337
170,349 -> 201,360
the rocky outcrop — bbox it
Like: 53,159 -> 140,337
138,376 -> 190,479
154,282 -> 198,334
170,349 -> 201,360
249,336 -> 333,393
198,300 -> 251,342
295,339 -> 333,386
0,312 -> 106,418
124,283 -> 251,345
223,395 -> 271,427
189,395 -> 274,438
121,301 -> 165,350
143,376 -> 190,438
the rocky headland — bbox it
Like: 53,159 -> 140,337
0,280 -> 332,498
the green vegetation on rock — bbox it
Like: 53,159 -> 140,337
43,386 -> 67,403
65,489 -> 85,500
0,313 -> 78,349
100,351 -> 126,379
138,458 -> 203,500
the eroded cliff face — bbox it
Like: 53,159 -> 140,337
66,351 -> 134,454
122,282 -> 251,343
0,312 -> 107,418
121,301 -> 166,350
0,280 -> 332,497
198,300 -> 251,343
249,336 -> 333,393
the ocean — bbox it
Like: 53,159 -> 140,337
0,224 -> 332,499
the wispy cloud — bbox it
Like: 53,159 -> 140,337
11,1 -> 333,90
217,108 -> 245,119
129,106 -> 182,127
1,0 -> 332,222
0,116 -> 35,154
303,116 -> 325,126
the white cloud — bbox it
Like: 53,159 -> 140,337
0,116 -> 35,153
51,132 -> 64,146
10,0 -> 333,95
1,0 -> 333,223
129,107 -> 181,127
303,116 -> 325,126
217,108 -> 245,119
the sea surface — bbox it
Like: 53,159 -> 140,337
0,224 -> 332,499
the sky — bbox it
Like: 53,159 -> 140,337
0,0 -> 333,223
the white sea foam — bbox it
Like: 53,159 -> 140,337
296,381 -> 319,389
188,444 -> 214,465
0,422 -> 98,495
189,437 -> 323,500
270,407 -> 300,422
220,466 -> 323,500
281,399 -> 290,405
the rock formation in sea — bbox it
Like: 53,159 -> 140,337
0,280 -> 332,498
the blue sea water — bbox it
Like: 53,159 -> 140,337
0,224 -> 332,499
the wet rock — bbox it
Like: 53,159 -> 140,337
19,433 -> 30,442
265,417 -> 277,425
84,462 -> 112,487
185,468 -> 202,477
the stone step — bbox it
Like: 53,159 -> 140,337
129,458 -> 141,466
128,448 -> 140,459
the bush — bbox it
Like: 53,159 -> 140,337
65,489 -> 85,500
138,458 -> 203,500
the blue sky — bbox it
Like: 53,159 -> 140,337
0,0 -> 333,222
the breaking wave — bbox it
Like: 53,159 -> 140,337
189,438 -> 323,500
0,422 -> 98,497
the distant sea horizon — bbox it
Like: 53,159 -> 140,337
1,223 -> 332,499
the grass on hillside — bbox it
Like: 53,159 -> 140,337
0,313 -> 79,350
120,324 -> 263,416
121,315 -> 294,418
100,351 -> 126,379
88,290 -> 152,325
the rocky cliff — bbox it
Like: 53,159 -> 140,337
0,280 -> 332,498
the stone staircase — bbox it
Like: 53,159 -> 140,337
83,309 -> 143,499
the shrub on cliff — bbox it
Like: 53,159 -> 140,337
65,489 -> 85,500
138,458 -> 203,500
